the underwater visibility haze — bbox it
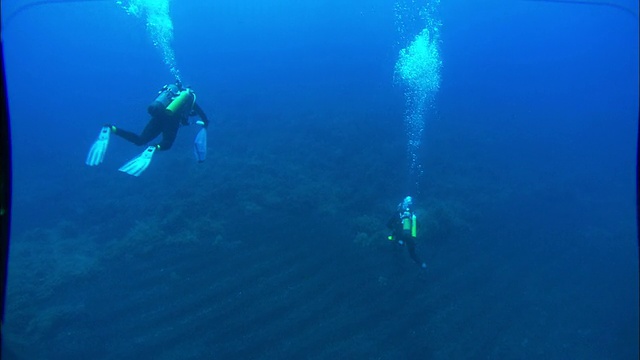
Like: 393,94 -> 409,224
0,0 -> 638,358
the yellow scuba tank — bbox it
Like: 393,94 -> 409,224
401,212 -> 417,238
166,89 -> 194,114
402,216 -> 411,231
411,214 -> 417,238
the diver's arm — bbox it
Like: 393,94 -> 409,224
192,103 -> 209,128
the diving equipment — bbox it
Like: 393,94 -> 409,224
148,84 -> 180,117
411,214 -> 417,237
148,82 -> 197,119
401,212 -> 417,238
86,126 -> 111,166
167,88 -> 194,115
118,145 -> 157,176
402,216 -> 412,231
155,84 -> 180,107
194,127 -> 207,163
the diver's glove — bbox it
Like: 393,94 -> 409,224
119,145 -> 158,176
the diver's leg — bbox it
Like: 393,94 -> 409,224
406,239 -> 425,268
112,117 -> 163,146
156,118 -> 180,150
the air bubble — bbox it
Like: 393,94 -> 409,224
120,0 -> 181,82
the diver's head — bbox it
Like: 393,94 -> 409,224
166,83 -> 180,94
402,196 -> 413,210
397,195 -> 413,212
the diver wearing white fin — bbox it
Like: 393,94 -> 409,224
387,196 -> 427,269
85,81 -> 210,176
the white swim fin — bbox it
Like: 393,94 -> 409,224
118,145 -> 157,177
86,126 -> 111,166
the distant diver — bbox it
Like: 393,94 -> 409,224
387,196 -> 427,269
86,81 -> 210,176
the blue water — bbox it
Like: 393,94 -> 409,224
1,0 -> 638,359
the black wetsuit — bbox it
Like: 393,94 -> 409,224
114,101 -> 208,151
387,212 -> 423,265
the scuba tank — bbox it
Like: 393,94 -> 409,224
167,87 -> 196,127
167,88 -> 195,115
402,216 -> 411,231
411,214 -> 417,238
147,84 -> 195,118
155,84 -> 179,107
174,89 -> 197,126
401,212 -> 417,238
148,84 -> 179,117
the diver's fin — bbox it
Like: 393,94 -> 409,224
86,126 -> 111,166
118,146 -> 157,177
194,127 -> 207,162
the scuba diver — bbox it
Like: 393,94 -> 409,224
387,196 -> 427,269
85,81 -> 210,176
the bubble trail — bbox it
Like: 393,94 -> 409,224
117,0 -> 181,82
394,0 -> 442,189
